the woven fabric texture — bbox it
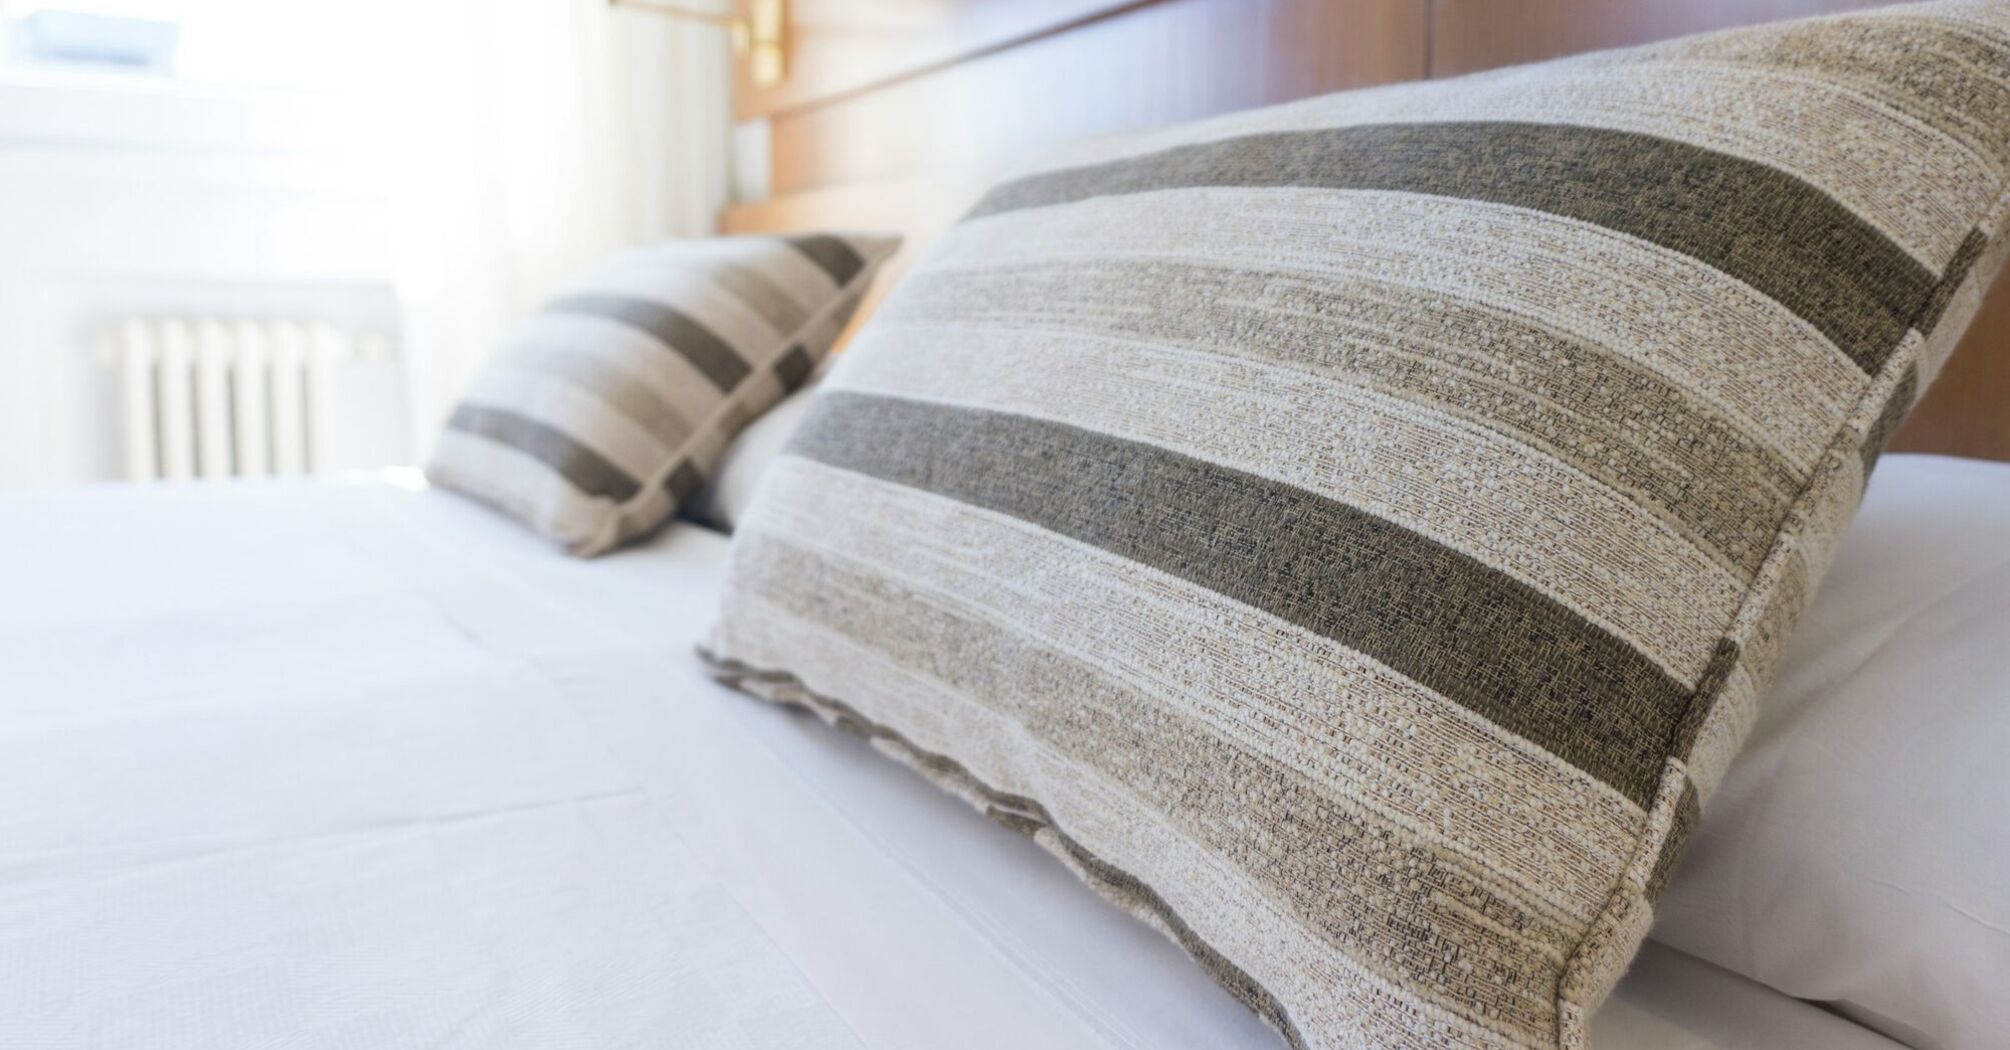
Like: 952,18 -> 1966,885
429,233 -> 897,554
704,4 -> 2010,1047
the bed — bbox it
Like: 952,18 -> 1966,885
3,460 -> 1972,1049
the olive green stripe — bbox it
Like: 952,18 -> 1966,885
445,403 -> 640,502
791,390 -> 1693,806
882,258 -> 1801,577
967,121 -> 1932,374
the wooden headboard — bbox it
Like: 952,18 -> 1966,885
720,0 -> 2010,462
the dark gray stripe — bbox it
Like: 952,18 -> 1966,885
773,343 -> 816,392
791,391 -> 1691,806
785,235 -> 867,287
447,403 -> 640,502
664,457 -> 706,506
881,258 -> 1802,578
546,293 -> 750,392
968,121 -> 1934,374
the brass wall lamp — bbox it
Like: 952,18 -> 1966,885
609,0 -> 787,86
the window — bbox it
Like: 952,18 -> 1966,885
1,0 -> 399,93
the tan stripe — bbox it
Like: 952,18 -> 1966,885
1027,61 -> 1988,271
458,363 -> 672,484
685,236 -> 849,304
501,314 -> 725,427
829,326 -> 1740,683
730,531 -> 1594,947
715,591 -> 1549,1050
1919,227 -> 2010,387
1686,662 -> 1759,804
594,245 -> 823,333
491,341 -> 695,451
741,456 -> 1646,917
707,258 -> 813,332
925,187 -> 1862,472
875,255 -> 1800,579
1649,10 -> 2010,189
574,265 -> 785,359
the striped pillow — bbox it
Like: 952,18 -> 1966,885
704,5 -> 2010,1049
428,234 -> 898,554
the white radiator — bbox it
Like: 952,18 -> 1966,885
111,317 -> 387,482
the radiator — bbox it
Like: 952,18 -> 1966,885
112,317 -> 385,482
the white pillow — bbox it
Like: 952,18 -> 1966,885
682,383 -> 818,533
1652,453 -> 2010,1050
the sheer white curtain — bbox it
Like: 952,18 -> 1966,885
385,0 -> 733,443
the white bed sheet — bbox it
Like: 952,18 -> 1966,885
0,477 -> 1901,1050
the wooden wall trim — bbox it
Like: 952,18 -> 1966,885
762,0 -> 1429,197
735,0 -> 1152,122
1425,0 -> 1896,76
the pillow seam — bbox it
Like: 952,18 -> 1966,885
1552,189 -> 2010,1048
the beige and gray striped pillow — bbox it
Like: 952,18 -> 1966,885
705,4 -> 2010,1048
428,233 -> 897,554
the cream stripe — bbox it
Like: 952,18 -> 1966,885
459,363 -> 671,483
591,253 -> 803,332
426,428 -> 611,545
575,267 -> 785,360
501,314 -> 723,426
750,240 -> 850,310
601,236 -> 845,305
743,456 -> 1646,919
1025,62 -> 1987,270
717,593 -> 1544,1050
829,325 -> 1743,683
925,187 -> 1862,472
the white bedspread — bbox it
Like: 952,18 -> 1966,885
0,477 -> 1900,1050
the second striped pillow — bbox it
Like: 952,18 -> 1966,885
428,233 -> 899,554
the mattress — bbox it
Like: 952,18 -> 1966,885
0,473 -> 1905,1049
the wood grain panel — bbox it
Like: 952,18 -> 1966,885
724,0 -> 2008,462
1428,0 -> 1894,76
767,0 -> 1426,195
1893,276 -> 2010,462
734,0 -> 1144,121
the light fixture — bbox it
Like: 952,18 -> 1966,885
610,0 -> 787,87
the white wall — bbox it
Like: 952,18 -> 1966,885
0,1 -> 734,491
0,69 -> 406,488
